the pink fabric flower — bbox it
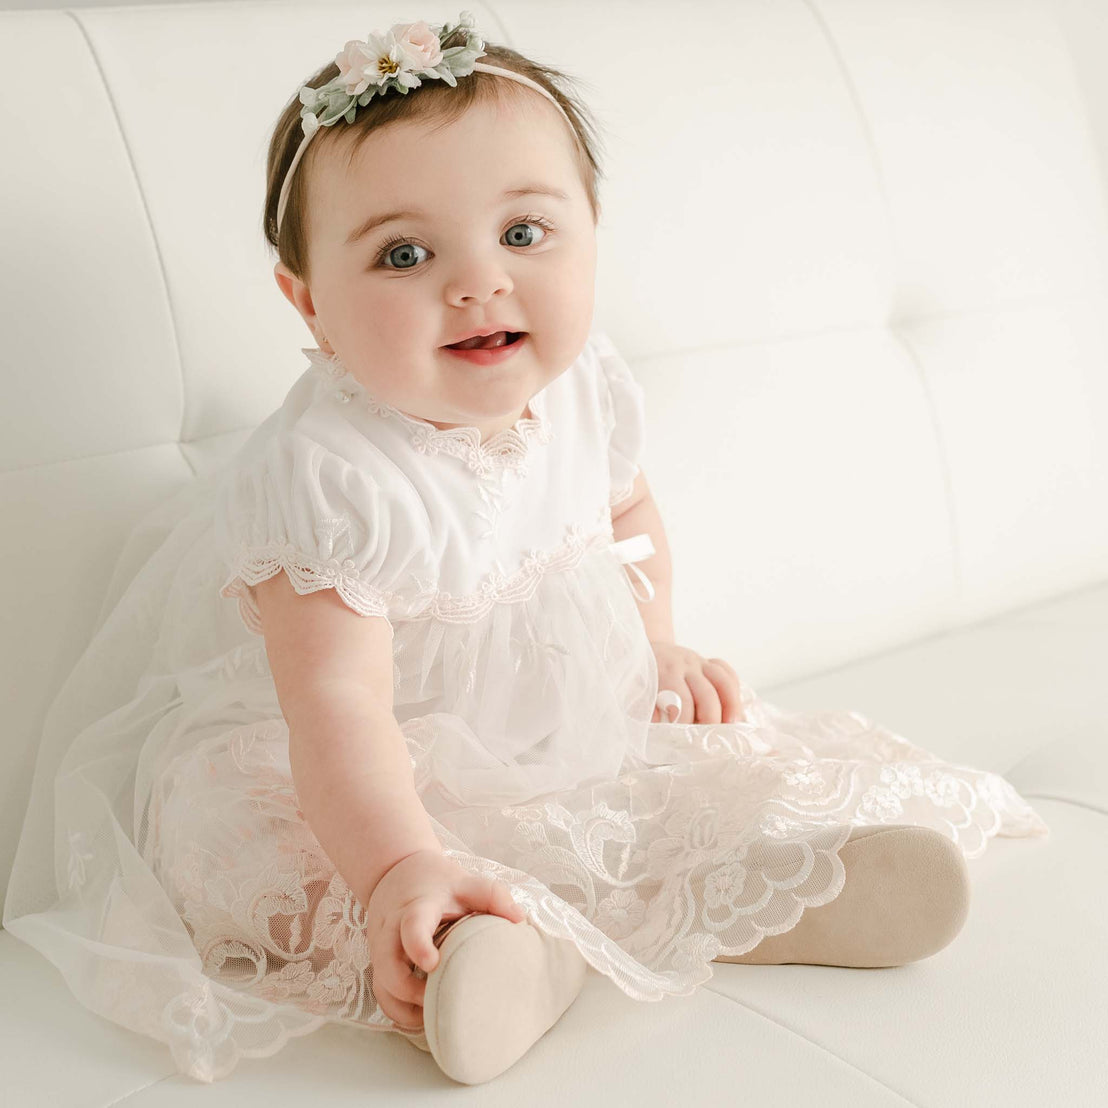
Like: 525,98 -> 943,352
334,39 -> 383,96
333,22 -> 444,98
389,20 -> 444,71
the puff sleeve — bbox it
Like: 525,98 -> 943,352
592,329 -> 648,509
214,429 -> 429,636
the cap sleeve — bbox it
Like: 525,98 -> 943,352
214,429 -> 428,636
591,329 -> 648,509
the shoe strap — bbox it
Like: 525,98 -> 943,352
432,910 -> 485,948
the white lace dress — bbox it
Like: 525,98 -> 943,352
3,329 -> 1050,1083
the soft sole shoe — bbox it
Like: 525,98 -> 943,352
419,911 -> 588,1084
712,824 -> 971,968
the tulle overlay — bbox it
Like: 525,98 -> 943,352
4,472 -> 1050,1084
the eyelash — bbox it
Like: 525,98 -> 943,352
371,213 -> 557,269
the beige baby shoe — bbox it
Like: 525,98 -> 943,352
712,824 -> 971,968
403,826 -> 968,1075
416,911 -> 589,1084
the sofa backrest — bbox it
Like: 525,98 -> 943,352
3,0 -> 1108,919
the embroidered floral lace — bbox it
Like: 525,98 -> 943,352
308,346 -> 554,480
3,340 -> 1050,1084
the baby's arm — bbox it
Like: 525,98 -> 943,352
253,571 -> 442,911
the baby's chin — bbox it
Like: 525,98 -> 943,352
417,396 -> 536,434
350,343 -> 551,420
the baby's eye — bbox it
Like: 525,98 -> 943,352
376,240 -> 429,270
502,220 -> 549,248
374,217 -> 553,270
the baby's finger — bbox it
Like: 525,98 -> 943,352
398,900 -> 441,974
673,679 -> 694,724
380,988 -> 424,1032
706,659 -> 746,723
385,929 -> 427,1007
655,687 -> 683,724
703,660 -> 744,723
464,873 -> 526,923
371,950 -> 424,1028
685,669 -> 722,724
707,656 -> 741,682
493,879 -> 527,923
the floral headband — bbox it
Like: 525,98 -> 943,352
276,9 -> 576,233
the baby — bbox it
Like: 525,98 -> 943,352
242,9 -> 1047,1084
250,10 -> 980,1083
4,8 -> 1050,1092
257,10 -> 618,1055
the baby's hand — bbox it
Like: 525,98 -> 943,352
364,849 -> 526,1032
650,641 -> 746,725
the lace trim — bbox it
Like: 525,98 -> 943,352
219,546 -> 393,636
413,692 -> 1051,1000
221,514 -> 618,634
123,660 -> 1048,1081
412,521 -> 609,622
302,347 -> 554,479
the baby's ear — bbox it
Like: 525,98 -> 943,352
273,262 -> 322,337
273,261 -> 300,306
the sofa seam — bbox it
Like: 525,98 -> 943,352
477,2 -> 513,48
757,574 -> 1108,704
622,292 -> 1107,368
800,0 -> 964,619
1016,792 -> 1107,818
887,326 -> 964,617
699,984 -> 920,1105
100,1073 -> 177,1107
65,10 -> 190,470
800,0 -> 903,270
1,425 -> 260,478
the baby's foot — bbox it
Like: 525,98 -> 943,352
713,824 -> 971,967
420,912 -> 588,1084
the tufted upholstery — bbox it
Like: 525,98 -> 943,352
1,0 -> 1105,1102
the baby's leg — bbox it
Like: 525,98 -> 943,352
713,824 -> 970,967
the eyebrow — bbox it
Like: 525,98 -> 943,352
344,184 -> 571,246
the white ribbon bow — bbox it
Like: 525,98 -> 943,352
608,533 -> 683,721
608,532 -> 656,603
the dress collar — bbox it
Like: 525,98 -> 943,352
303,346 -> 553,479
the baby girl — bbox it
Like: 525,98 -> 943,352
4,9 -> 1050,1090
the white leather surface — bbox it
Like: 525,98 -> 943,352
2,0 -> 1106,1102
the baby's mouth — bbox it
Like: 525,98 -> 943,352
444,331 -> 526,351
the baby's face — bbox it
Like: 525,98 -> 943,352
277,93 -> 597,441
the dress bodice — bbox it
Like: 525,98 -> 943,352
212,328 -> 659,806
214,327 -> 653,632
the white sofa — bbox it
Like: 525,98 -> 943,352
2,0 -> 1106,1102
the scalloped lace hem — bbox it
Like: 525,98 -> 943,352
50,685 -> 1048,1082
219,550 -> 392,636
219,519 -> 624,634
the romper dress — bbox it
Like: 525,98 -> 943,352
3,327 -> 1051,1082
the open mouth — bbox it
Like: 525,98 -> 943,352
444,331 -> 526,351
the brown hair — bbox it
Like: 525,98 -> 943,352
262,29 -> 605,286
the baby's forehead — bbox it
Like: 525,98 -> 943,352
311,104 -> 580,225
